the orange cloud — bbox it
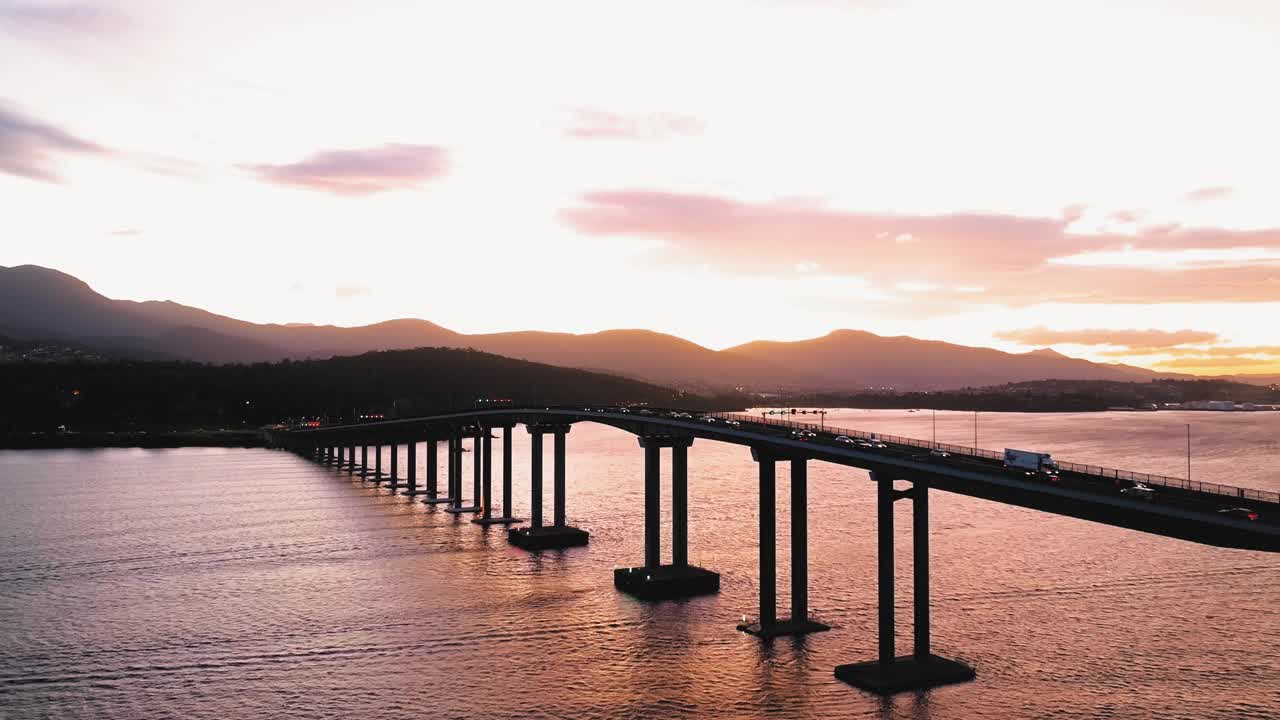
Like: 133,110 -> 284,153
1156,356 -> 1280,370
1099,345 -> 1280,359
996,327 -> 1219,348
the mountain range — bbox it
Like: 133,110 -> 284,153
1,264 -> 1264,390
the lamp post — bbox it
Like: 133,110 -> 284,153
974,410 -> 978,449
1186,423 -> 1191,483
932,408 -> 937,446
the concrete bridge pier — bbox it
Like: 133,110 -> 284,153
615,436 -> 718,599
402,442 -> 432,496
474,428 -> 521,524
370,444 -> 383,481
422,439 -> 455,505
358,445 -> 369,477
382,443 -> 401,489
834,472 -> 974,694
335,445 -> 345,470
346,444 -> 357,472
432,436 -> 459,505
738,451 -> 830,637
446,432 -> 482,513
509,424 -> 587,549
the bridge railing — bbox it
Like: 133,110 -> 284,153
706,411 -> 1280,506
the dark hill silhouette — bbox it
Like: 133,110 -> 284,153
3,263 -> 1253,390
467,328 -> 787,388
0,346 -> 730,433
725,330 -> 1173,390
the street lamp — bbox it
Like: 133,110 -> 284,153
932,408 -> 937,445
1186,423 -> 1192,482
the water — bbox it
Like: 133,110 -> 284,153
2,410 -> 1278,719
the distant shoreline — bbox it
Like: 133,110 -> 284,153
1,430 -> 267,450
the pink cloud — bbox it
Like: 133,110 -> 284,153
0,99 -> 106,182
561,189 -> 1280,306
566,109 -> 704,140
245,144 -> 448,196
1181,186 -> 1234,203
0,2 -> 128,37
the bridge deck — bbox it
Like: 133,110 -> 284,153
276,407 -> 1280,552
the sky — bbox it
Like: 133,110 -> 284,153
2,0 -> 1278,374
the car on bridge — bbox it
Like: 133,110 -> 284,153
1121,483 -> 1156,500
723,419 -> 741,427
929,449 -> 951,458
790,429 -> 817,441
1219,507 -> 1260,521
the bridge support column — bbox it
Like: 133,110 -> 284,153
835,473 -> 974,694
360,445 -> 368,477
448,436 -> 459,503
739,450 -> 828,637
445,431 -> 480,513
509,424 -> 586,549
426,440 -> 437,495
472,430 -> 518,524
615,435 -> 717,599
385,443 -> 400,489
336,445 -> 345,470
438,436 -> 462,506
421,439 -> 454,505
553,430 -> 567,526
483,433 -> 492,516
672,441 -> 688,567
373,444 -> 382,480
401,442 -> 427,495
473,435 -> 482,504
644,441 -> 660,568
531,430 -> 542,526
347,444 -> 356,471
914,478 -> 930,662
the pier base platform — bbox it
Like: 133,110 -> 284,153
613,565 -> 720,600
737,617 -> 831,638
399,490 -> 434,496
444,505 -> 481,514
834,654 -> 975,695
421,496 -> 456,505
508,525 -> 589,550
472,516 -> 523,526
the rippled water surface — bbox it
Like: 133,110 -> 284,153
3,410 -> 1279,719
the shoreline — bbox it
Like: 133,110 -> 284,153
1,430 -> 267,450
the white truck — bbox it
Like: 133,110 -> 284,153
1004,448 -> 1059,476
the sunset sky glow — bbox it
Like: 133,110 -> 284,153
2,0 -> 1278,373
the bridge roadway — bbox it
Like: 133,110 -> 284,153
270,406 -> 1279,695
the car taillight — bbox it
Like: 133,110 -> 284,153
1248,512 -> 1259,521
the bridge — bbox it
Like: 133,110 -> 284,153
267,406 -> 1280,695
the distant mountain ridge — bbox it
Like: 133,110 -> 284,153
0,263 -> 1245,390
